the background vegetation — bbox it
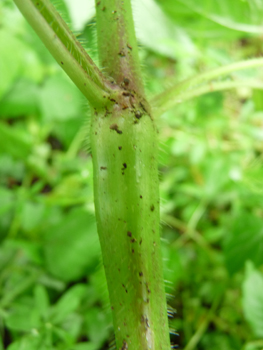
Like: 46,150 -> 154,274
1,0 -> 263,349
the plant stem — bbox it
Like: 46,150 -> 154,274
95,0 -> 145,98
156,80 -> 263,112
13,0 -> 115,107
91,104 -> 170,350
152,58 -> 263,115
92,1 -> 170,349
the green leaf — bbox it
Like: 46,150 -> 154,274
84,307 -> 111,347
52,284 -> 86,324
223,212 -> 263,274
0,122 -> 32,160
0,30 -> 25,99
34,285 -> 50,319
21,201 -> 45,232
155,0 -> 263,34
6,298 -> 41,332
64,0 -> 94,31
242,263 -> 263,338
0,80 -> 39,118
38,74 -> 83,122
73,343 -> 97,350
44,208 -> 100,281
0,155 -> 25,184
133,0 -> 197,59
0,186 -> 14,216
6,335 -> 45,350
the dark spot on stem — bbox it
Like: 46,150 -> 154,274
123,78 -> 130,86
118,50 -> 125,57
139,238 -> 142,245
97,1 -> 101,5
123,163 -> 127,169
102,6 -> 106,10
132,249 -> 134,254
127,231 -> 132,237
110,123 -> 122,134
140,195 -> 142,198
135,110 -> 142,119
122,92 -> 130,96
61,61 -> 64,65
139,272 -> 143,277
131,238 -> 136,243
122,284 -> 128,293
127,44 -> 132,50
100,166 -> 107,170
150,205 -> 155,212
111,306 -> 114,310
118,146 -> 122,150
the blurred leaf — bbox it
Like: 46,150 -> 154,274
73,343 -> 97,350
0,80 -> 39,118
34,285 -> 50,319
64,0 -> 94,31
84,307 -> 111,347
0,122 -> 32,160
6,335 -> 46,350
44,208 -> 100,281
242,263 -> 263,338
0,186 -> 14,216
0,187 -> 14,242
133,0 -> 197,59
0,155 -> 24,184
223,212 -> 263,275
21,201 -> 45,232
38,74 -> 83,122
6,298 -> 41,332
155,0 -> 263,34
0,30 -> 25,99
52,284 -> 86,324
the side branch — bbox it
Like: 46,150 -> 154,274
13,0 -> 115,108
154,80 -> 263,110
152,58 -> 263,116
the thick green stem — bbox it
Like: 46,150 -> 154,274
92,1 -> 170,349
95,0 -> 145,98
91,99 -> 170,350
13,0 -> 115,107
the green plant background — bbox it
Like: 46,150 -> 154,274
1,0 -> 263,349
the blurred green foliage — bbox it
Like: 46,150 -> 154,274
1,0 -> 263,349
